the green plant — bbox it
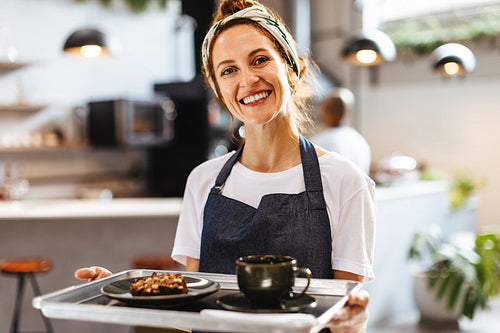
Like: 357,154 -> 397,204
75,0 -> 169,13
384,10 -> 500,57
448,172 -> 483,210
408,226 -> 500,319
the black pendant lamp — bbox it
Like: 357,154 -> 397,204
430,43 -> 476,77
341,29 -> 396,66
341,0 -> 396,67
63,28 -> 110,59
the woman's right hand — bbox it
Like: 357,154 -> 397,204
74,266 -> 112,282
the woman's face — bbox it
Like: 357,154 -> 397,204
211,24 -> 291,127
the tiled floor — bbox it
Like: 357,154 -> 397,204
368,296 -> 500,333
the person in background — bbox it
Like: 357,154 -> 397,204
76,1 -> 375,332
311,88 -> 371,174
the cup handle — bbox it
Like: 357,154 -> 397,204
292,267 -> 311,297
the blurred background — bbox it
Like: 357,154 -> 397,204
0,0 -> 499,332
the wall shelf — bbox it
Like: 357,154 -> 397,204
0,62 -> 44,113
0,146 -> 78,153
0,61 -> 29,74
0,146 -> 140,154
0,104 -> 48,112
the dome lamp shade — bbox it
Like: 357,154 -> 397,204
63,28 -> 110,59
430,43 -> 476,76
341,30 -> 396,66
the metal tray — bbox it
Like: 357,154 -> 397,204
33,270 -> 361,333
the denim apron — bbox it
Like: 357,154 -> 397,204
199,135 -> 333,278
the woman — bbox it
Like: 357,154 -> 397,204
76,1 -> 375,331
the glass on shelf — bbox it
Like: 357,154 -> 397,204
0,162 -> 30,201
0,25 -> 17,63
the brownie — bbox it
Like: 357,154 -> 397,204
130,272 -> 189,296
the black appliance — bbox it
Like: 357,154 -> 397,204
148,77 -> 240,197
181,0 -> 215,75
148,78 -> 210,197
86,98 -> 175,147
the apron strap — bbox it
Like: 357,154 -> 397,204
299,135 -> 327,211
213,145 -> 244,189
299,134 -> 324,193
213,135 -> 324,198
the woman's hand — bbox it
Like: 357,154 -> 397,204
326,290 -> 370,333
74,266 -> 112,282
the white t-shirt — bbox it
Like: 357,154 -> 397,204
311,126 -> 371,175
172,151 -> 376,282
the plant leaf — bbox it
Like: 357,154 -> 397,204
436,271 -> 452,299
447,273 -> 465,311
428,271 -> 441,289
462,286 -> 476,319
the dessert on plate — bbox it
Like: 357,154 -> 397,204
130,272 -> 189,296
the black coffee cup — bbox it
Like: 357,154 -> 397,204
236,255 -> 311,304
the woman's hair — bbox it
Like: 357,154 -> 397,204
201,0 -> 314,133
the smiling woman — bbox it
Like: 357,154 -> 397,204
75,1 -> 376,332
171,1 -> 375,332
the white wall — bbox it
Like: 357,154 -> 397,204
359,50 -> 500,228
0,0 -> 188,137
309,0 -> 500,229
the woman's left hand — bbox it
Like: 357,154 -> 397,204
325,290 -> 370,333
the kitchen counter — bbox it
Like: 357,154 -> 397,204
0,181 -> 448,220
375,180 -> 449,201
0,197 -> 183,220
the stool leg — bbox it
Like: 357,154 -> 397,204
10,274 -> 25,333
29,274 -> 55,333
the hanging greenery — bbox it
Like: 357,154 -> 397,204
74,0 -> 169,13
383,9 -> 500,57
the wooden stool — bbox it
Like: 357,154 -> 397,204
131,255 -> 183,270
0,257 -> 54,333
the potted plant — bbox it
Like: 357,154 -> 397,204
408,225 -> 500,324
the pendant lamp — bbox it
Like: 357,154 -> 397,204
341,29 -> 396,66
430,43 -> 476,77
63,28 -> 110,59
341,0 -> 396,66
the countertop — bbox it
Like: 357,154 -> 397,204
375,180 -> 449,201
0,181 -> 450,220
0,197 -> 183,220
